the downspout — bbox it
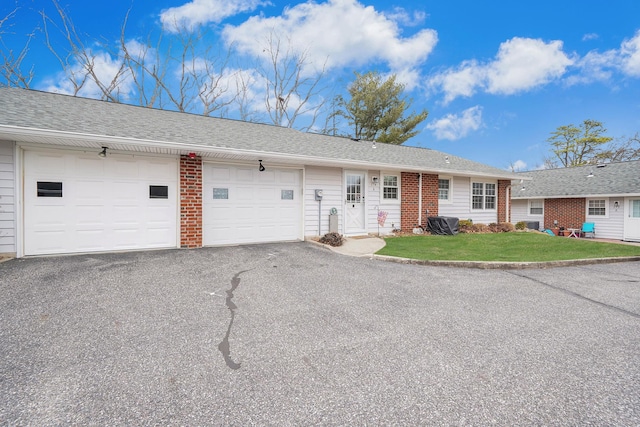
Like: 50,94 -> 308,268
505,185 -> 511,223
418,172 -> 423,227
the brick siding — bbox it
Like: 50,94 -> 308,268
498,180 -> 510,223
180,155 -> 203,248
544,198 -> 586,230
400,172 -> 439,231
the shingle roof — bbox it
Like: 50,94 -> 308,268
512,161 -> 640,198
0,87 -> 520,179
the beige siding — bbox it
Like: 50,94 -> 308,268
0,140 -> 15,254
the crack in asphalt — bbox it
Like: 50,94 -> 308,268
506,271 -> 640,319
218,270 -> 251,370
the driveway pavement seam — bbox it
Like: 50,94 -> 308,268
505,270 -> 640,319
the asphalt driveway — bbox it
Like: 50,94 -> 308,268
1,243 -> 639,426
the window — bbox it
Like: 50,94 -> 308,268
347,175 -> 362,202
438,178 -> 451,202
588,199 -> 606,216
37,181 -> 63,197
149,185 -> 168,199
485,183 -> 496,210
472,182 -> 484,209
382,175 -> 399,201
529,200 -> 544,215
471,182 -> 497,210
632,200 -> 640,218
213,188 -> 229,199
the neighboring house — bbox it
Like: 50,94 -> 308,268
0,87 -> 521,257
511,161 -> 640,242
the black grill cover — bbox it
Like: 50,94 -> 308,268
426,216 -> 459,235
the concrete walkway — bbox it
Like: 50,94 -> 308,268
309,235 -> 386,257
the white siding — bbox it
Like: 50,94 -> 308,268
303,167 -> 400,237
304,166 -> 343,237
511,199 -> 545,229
438,176 -> 498,223
368,170 -> 401,235
588,198 -> 624,240
0,140 -> 15,254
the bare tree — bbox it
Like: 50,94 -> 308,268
41,0 -> 128,99
258,30 -> 328,131
0,6 -> 37,88
597,132 -> 640,162
40,0 -> 237,116
233,69 -> 261,122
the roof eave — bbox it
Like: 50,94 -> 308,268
0,125 -> 521,179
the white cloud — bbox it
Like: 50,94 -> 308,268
620,30 -> 640,76
582,33 -> 599,42
222,0 -> 437,80
567,30 -> 640,85
160,0 -> 270,32
426,106 -> 483,140
486,38 -> 573,95
510,160 -> 527,171
40,51 -> 136,99
566,49 -> 617,85
428,37 -> 573,103
387,7 -> 427,27
427,60 -> 485,103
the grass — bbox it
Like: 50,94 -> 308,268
376,232 -> 640,262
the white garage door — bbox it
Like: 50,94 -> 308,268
203,163 -> 302,245
24,149 -> 178,256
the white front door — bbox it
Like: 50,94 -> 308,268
623,198 -> 640,242
344,172 -> 366,234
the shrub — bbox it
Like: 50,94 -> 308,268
460,220 -> 514,234
458,219 -> 474,233
471,223 -> 491,233
515,221 -> 527,231
499,222 -> 515,232
319,232 -> 344,247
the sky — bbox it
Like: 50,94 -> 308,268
2,0 -> 640,171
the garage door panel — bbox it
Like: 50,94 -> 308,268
203,163 -> 302,245
75,206 -> 105,228
74,157 -> 105,176
256,188 -> 275,200
75,230 -> 106,251
24,150 -> 178,255
30,152 -> 66,173
112,159 -> 140,179
235,186 -> 254,201
236,168 -> 254,182
258,170 -> 276,183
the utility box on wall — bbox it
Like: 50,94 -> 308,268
329,214 -> 338,233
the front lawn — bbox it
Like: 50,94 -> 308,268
377,232 -> 640,262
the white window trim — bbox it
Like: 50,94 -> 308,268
586,197 -> 609,219
528,199 -> 544,216
470,181 -> 497,211
438,176 -> 453,204
380,172 -> 401,204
